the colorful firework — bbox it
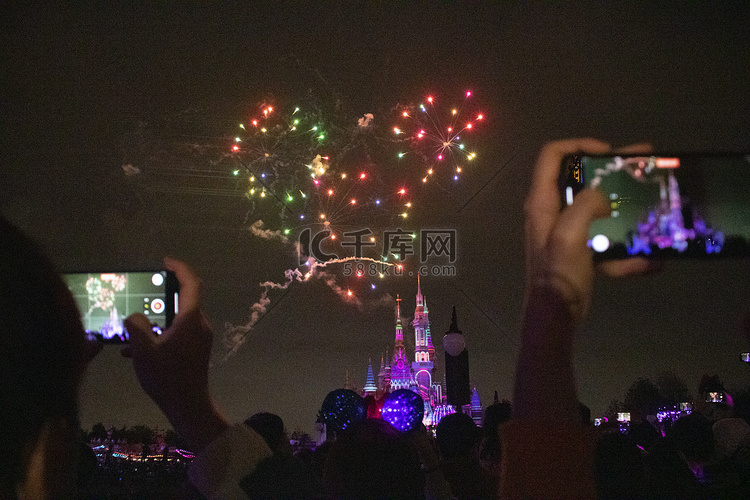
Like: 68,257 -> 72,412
392,90 -> 483,188
120,90 -> 486,357
230,100 -> 416,242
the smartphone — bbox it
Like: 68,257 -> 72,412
63,271 -> 178,343
706,391 -> 725,403
561,153 -> 750,259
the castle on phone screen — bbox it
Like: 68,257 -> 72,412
591,156 -> 726,257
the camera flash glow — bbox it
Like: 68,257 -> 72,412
591,234 -> 610,253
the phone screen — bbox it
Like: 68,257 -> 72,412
706,391 -> 725,403
63,271 -> 178,343
561,153 -> 750,259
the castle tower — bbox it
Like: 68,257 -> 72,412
390,295 -> 411,390
411,277 -> 434,401
384,348 -> 391,391
470,387 -> 483,425
443,306 -> 471,407
363,357 -> 377,395
424,297 -> 435,359
377,353 -> 386,392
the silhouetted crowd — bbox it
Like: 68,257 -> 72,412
3,140 -> 749,499
73,393 -> 750,499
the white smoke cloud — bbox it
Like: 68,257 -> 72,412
310,154 -> 328,176
357,113 -> 374,128
122,164 -> 141,176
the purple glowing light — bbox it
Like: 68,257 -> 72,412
381,389 -> 424,433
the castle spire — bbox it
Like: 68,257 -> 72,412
394,295 -> 404,345
391,294 -> 410,390
411,277 -> 434,397
448,305 -> 462,334
425,296 -> 435,358
363,357 -> 377,395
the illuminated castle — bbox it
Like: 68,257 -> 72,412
356,278 -> 473,427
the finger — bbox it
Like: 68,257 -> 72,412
123,312 -> 156,352
551,188 -> 611,248
164,257 -> 202,315
613,143 -> 653,155
597,258 -> 663,278
529,138 -> 611,198
526,139 -> 611,253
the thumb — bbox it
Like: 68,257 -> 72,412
554,188 -> 610,244
124,313 -> 155,352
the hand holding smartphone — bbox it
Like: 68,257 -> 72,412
561,153 -> 750,259
63,271 -> 178,343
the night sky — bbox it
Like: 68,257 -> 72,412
3,3 -> 750,436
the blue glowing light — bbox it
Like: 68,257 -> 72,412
320,389 -> 367,434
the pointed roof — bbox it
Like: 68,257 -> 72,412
447,305 -> 462,334
364,357 -> 377,393
394,295 -> 404,345
471,387 -> 481,409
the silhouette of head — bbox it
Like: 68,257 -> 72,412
0,216 -> 86,496
245,412 -> 286,451
323,418 -> 424,499
436,411 -> 481,459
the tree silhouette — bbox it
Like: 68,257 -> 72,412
655,371 -> 691,406
128,424 -> 155,445
623,378 -> 662,415
621,372 -> 692,416
89,422 -> 107,441
604,399 -> 623,421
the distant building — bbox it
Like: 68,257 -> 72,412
353,278 -> 479,427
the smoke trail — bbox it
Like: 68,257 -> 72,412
248,219 -> 290,243
222,256 -> 396,360
223,267 -> 304,360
